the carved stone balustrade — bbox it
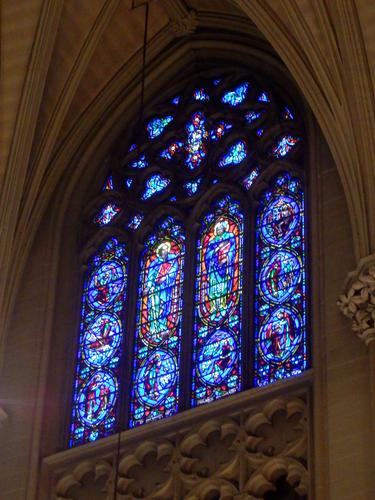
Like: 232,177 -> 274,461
41,376 -> 310,499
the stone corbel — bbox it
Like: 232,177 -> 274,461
337,253 -> 375,345
170,10 -> 198,37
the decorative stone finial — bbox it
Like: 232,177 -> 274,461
337,255 -> 375,345
170,10 -> 198,37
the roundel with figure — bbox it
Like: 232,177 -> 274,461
197,329 -> 238,385
87,260 -> 125,310
82,313 -> 122,367
259,250 -> 301,303
258,306 -> 302,363
140,238 -> 182,346
76,370 -> 117,426
198,216 -> 240,324
260,196 -> 300,246
135,349 -> 177,407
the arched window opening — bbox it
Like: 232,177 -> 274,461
130,217 -> 185,427
70,72 -> 307,447
191,195 -> 243,406
69,238 -> 128,447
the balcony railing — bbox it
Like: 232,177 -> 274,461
41,371 -> 311,499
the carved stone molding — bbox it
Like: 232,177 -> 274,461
337,254 -> 375,345
0,406 -> 8,430
170,10 -> 198,37
48,393 -> 309,499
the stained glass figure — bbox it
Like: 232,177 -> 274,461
210,121 -> 233,141
242,167 -> 259,190
245,110 -> 262,124
185,112 -> 208,170
219,140 -> 247,168
129,155 -> 148,169
94,203 -> 121,226
142,174 -> 170,200
184,177 -> 202,196
102,175 -> 114,191
147,116 -> 173,139
254,173 -> 306,386
258,92 -> 270,103
130,217 -> 185,426
272,135 -> 300,158
70,238 -> 127,447
128,214 -> 144,230
283,107 -> 294,120
160,141 -> 184,160
193,88 -> 210,101
222,83 -> 249,106
192,196 -> 243,406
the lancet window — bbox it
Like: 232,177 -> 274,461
69,73 -> 308,447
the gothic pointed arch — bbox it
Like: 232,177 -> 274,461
70,69 -> 307,447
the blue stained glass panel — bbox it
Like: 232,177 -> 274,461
256,128 -> 264,137
125,178 -> 133,189
171,96 -> 180,105
283,107 -> 294,120
142,174 -> 170,200
254,173 -> 307,386
129,155 -> 148,169
210,121 -> 233,141
147,116 -> 173,139
102,175 -> 114,191
242,167 -> 259,190
128,214 -> 144,230
272,135 -> 300,158
94,203 -> 121,226
213,79 -> 221,86
160,141 -> 184,160
222,83 -> 249,106
258,92 -> 270,103
130,217 -> 185,426
193,88 -> 210,101
219,141 -> 247,168
70,238 -> 127,447
184,177 -> 202,196
185,112 -> 208,170
192,196 -> 243,406
245,110 -> 262,124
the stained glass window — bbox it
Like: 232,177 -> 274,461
129,154 -> 148,169
191,196 -> 243,406
142,174 -> 170,200
72,72 -> 308,447
272,135 -> 300,158
218,140 -> 247,167
222,82 -> 249,106
130,217 -> 185,426
185,112 -> 208,170
254,173 -> 307,385
147,115 -> 173,139
94,202 -> 121,226
102,175 -> 114,191
70,238 -> 127,447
